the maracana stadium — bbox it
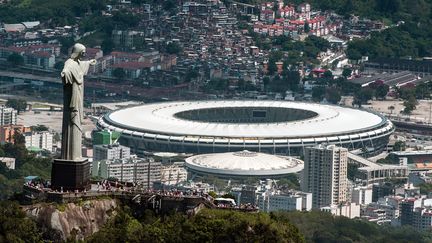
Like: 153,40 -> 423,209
96,100 -> 394,156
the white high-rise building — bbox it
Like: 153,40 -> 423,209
352,186 -> 373,205
0,106 -> 17,126
93,144 -> 130,161
24,131 -> 53,151
301,144 -> 348,208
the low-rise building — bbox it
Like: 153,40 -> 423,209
352,186 -> 373,205
0,157 -> 15,169
24,131 -> 53,151
160,161 -> 188,185
321,203 -> 360,219
96,156 -> 161,188
0,125 -> 31,144
0,106 -> 17,126
257,190 -> 312,212
93,144 -> 130,162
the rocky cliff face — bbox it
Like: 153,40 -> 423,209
24,199 -> 118,241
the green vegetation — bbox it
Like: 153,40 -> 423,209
348,23 -> 432,60
7,53 -> 24,66
2,199 -> 432,242
166,42 -> 182,55
30,124 -> 49,132
237,0 -> 429,22
393,141 -> 406,152
274,210 -> 432,243
238,0 -> 432,60
277,173 -> 300,190
376,153 -> 400,165
0,0 -> 107,26
88,208 -> 304,243
203,78 -> 230,93
419,183 -> 432,194
0,201 -> 42,242
6,99 -> 27,114
112,68 -> 126,80
402,94 -> 418,115
88,207 -> 432,243
347,163 -> 360,180
0,139 -> 52,200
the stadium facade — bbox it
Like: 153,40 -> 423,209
96,101 -> 394,156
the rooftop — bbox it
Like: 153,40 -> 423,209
185,150 -> 304,176
104,100 -> 388,138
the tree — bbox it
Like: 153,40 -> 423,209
221,193 -> 235,200
237,79 -> 246,91
166,42 -> 182,55
203,79 -> 229,92
305,36 -> 330,52
376,0 -> 401,13
342,0 -> 354,14
54,61 -> 64,70
312,86 -> 326,102
393,141 -> 406,151
304,21 -> 310,33
6,99 -> 27,114
163,0 -> 176,11
112,68 -> 126,80
263,76 -> 270,88
388,105 -> 395,114
0,201 -> 42,242
59,37 -> 75,55
13,131 -> 25,146
30,124 -> 49,132
101,39 -> 114,54
7,53 -> 24,66
353,88 -> 373,107
208,191 -> 217,198
184,68 -> 199,82
326,88 -> 341,104
282,70 -> 300,91
346,48 -> 362,60
267,61 -> 277,75
375,84 -> 389,100
377,153 -> 399,164
342,68 -> 352,78
53,133 -> 61,143
323,70 -> 333,79
419,183 -> 432,194
402,95 -> 418,114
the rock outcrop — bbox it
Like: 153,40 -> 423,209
24,199 -> 118,241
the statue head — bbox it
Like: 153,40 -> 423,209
70,43 -> 86,59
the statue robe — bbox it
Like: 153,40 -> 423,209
60,59 -> 90,161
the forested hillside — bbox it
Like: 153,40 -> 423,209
234,0 -> 432,59
0,139 -> 52,200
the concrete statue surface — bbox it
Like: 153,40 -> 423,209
60,43 -> 96,161
51,43 -> 95,191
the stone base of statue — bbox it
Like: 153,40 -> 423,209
51,159 -> 91,191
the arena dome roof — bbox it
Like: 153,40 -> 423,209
185,150 -> 304,177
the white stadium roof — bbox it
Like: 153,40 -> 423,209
105,100 -> 386,138
185,150 -> 304,176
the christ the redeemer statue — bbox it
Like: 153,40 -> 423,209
60,43 -> 96,161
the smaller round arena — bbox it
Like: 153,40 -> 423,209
185,150 -> 304,179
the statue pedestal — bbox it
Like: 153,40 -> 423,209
51,159 -> 91,191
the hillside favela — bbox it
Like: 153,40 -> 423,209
3,0 -> 432,242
